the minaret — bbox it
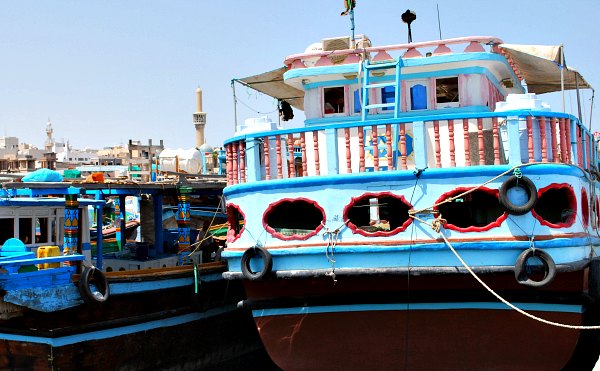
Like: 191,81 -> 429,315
193,87 -> 207,149
45,118 -> 54,152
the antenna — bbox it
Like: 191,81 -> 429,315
437,4 -> 442,40
401,10 -> 417,43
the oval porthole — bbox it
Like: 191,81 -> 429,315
435,187 -> 506,232
263,198 -> 325,240
344,192 -> 412,236
227,204 -> 245,243
531,184 -> 576,228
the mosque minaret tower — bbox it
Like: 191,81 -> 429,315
193,87 -> 207,149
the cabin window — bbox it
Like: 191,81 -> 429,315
323,87 -> 345,114
36,217 -> 49,243
19,218 -> 33,244
381,85 -> 395,111
0,218 -> 14,244
532,184 -> 576,228
264,198 -> 324,240
436,77 -> 459,108
344,193 -> 412,236
582,188 -> 589,228
406,80 -> 429,111
436,187 -> 506,232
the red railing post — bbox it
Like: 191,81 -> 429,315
372,125 -> 379,172
550,117 -> 558,162
434,120 -> 441,168
386,124 -> 393,171
477,118 -> 484,165
463,118 -> 471,166
264,136 -> 271,180
301,132 -> 308,176
345,128 -> 352,173
400,124 -> 408,170
448,119 -> 456,167
232,141 -> 239,185
287,134 -> 296,178
492,117 -> 500,165
313,131 -> 320,176
239,141 -> 247,182
526,116 -> 534,163
539,117 -> 548,162
358,126 -> 365,172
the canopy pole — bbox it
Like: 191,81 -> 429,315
575,73 -> 583,124
231,80 -> 238,134
560,44 -> 565,112
590,89 -> 595,132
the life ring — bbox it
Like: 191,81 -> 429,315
499,175 -> 537,215
241,246 -> 273,280
78,266 -> 110,304
514,248 -> 556,288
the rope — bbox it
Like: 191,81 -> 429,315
322,221 -> 349,283
409,213 -> 600,330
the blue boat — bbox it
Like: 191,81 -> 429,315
0,180 -> 271,370
221,9 -> 599,371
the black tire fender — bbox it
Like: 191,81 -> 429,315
499,175 -> 537,215
241,246 -> 273,280
78,266 -> 110,304
514,248 -> 556,288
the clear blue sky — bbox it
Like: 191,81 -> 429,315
1,0 -> 598,150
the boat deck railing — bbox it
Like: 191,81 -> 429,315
224,110 -> 597,186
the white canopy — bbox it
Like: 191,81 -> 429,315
499,44 -> 592,94
236,67 -> 305,110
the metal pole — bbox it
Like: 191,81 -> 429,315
350,8 -> 356,48
231,80 -> 238,134
575,73 -> 583,124
560,44 -> 565,112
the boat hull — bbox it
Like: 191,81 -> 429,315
241,270 -> 600,370
0,266 -> 276,370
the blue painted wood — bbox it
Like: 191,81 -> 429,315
245,138 -> 261,182
3,284 -> 83,312
506,117 -> 523,165
570,118 -> 578,166
96,203 -> 104,269
412,121 -> 427,170
325,128 -> 339,175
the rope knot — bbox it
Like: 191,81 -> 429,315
431,217 -> 447,233
513,167 -> 523,179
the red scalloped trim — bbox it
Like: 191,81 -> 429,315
226,203 -> 246,243
595,196 -> 599,230
433,186 -> 507,233
263,197 -> 325,241
531,183 -> 577,228
343,191 -> 413,237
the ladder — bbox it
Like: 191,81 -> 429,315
361,58 -> 402,121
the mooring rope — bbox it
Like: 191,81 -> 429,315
321,220 -> 349,283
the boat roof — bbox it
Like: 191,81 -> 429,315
238,39 -> 592,111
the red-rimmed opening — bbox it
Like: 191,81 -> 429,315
343,192 -> 412,237
582,188 -> 589,228
226,203 -> 245,243
263,198 -> 325,241
531,183 -> 577,228
435,187 -> 507,232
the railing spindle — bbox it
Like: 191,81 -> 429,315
263,136 -> 271,180
565,118 -> 572,163
301,132 -> 308,176
372,125 -> 379,171
492,117 -> 500,165
358,126 -> 365,172
313,131 -> 320,176
526,116 -> 534,163
276,135 -> 283,179
287,134 -> 295,178
400,124 -> 407,170
434,120 -> 441,168
559,118 -> 567,163
345,128 -> 352,173
226,144 -> 233,186
477,118 -> 484,165
448,119 -> 456,167
539,117 -> 548,162
577,125 -> 584,167
463,118 -> 471,166
232,141 -> 239,185
386,124 -> 393,171
550,117 -> 558,162
239,141 -> 246,182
